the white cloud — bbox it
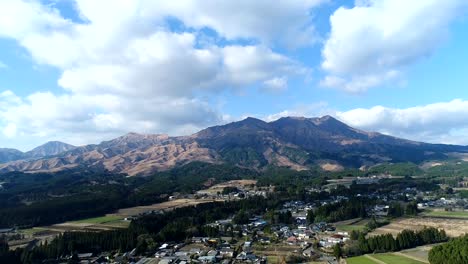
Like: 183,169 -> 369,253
321,0 -> 466,93
0,0 -> 314,148
264,99 -> 468,145
0,61 -> 7,69
336,99 -> 468,145
150,0 -> 326,48
262,77 -> 288,93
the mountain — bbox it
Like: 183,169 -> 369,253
25,141 -> 76,158
0,116 -> 467,175
0,141 -> 76,163
0,148 -> 25,163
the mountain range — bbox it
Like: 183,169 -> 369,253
0,116 -> 467,176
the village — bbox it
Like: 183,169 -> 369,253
2,176 -> 468,264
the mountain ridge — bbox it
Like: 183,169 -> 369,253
0,116 -> 467,175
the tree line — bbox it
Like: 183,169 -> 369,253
354,227 -> 447,254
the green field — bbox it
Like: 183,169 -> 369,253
70,215 -> 123,224
335,218 -> 369,232
346,256 -> 379,264
423,210 -> 468,219
336,224 -> 368,232
18,227 -> 48,235
373,253 -> 426,264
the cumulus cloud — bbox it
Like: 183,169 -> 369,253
321,0 -> 466,93
336,99 -> 468,145
0,0 -> 315,148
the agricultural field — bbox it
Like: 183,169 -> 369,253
197,179 -> 258,194
368,217 -> 468,237
399,244 -> 437,263
346,255 -> 379,264
372,253 -> 426,264
115,198 -> 223,217
70,215 -> 123,224
335,218 -> 369,232
347,253 -> 429,264
421,209 -> 468,219
253,243 -> 303,263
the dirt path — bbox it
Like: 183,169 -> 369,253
365,254 -> 387,264
394,252 -> 429,263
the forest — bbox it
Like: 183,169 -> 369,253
428,235 -> 468,264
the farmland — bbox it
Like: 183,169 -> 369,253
334,218 -> 369,232
115,198 -> 223,217
368,217 -> 468,237
347,252 -> 429,264
372,253 -> 426,264
346,255 -> 379,264
70,215 -> 123,224
421,209 -> 468,219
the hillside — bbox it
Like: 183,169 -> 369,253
0,116 -> 467,176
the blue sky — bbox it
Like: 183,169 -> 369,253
0,0 -> 468,151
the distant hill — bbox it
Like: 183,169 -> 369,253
0,141 -> 76,163
0,116 -> 467,175
25,141 -> 76,158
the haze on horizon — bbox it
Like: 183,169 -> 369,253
0,0 -> 468,151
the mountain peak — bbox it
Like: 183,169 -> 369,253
310,115 -> 342,126
26,141 -> 76,158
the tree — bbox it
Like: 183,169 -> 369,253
306,210 -> 315,224
233,210 -> 249,225
0,239 -> 8,255
333,244 -> 342,260
388,202 -> 404,217
405,202 -> 418,216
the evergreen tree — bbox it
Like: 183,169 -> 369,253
306,209 -> 315,224
333,244 -> 342,260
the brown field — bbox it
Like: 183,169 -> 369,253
368,217 -> 468,237
115,198 -> 224,217
198,179 -> 257,194
253,244 -> 303,263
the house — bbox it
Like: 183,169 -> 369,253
219,247 -> 234,258
158,257 -> 176,264
199,255 -> 216,263
77,253 -> 93,260
0,228 -> 14,234
192,237 -> 208,243
286,236 -> 298,245
302,246 -> 317,257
